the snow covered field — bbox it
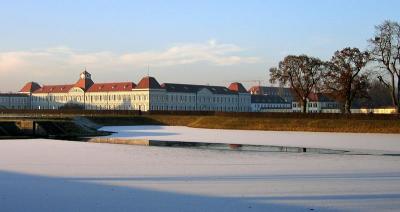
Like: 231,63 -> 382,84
101,125 -> 400,153
1,137 -> 400,211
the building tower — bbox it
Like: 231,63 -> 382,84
75,69 -> 94,91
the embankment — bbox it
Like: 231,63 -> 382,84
1,110 -> 399,134
89,113 -> 400,134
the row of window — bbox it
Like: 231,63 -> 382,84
292,102 -> 319,108
150,105 -> 240,111
38,104 -> 148,111
164,95 -> 243,104
0,98 -> 27,103
31,94 -> 245,105
33,95 -> 148,102
35,102 -> 250,112
254,103 -> 291,109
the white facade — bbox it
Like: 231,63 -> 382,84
251,95 -> 292,112
292,99 -> 340,113
162,83 -> 251,112
0,94 -> 30,109
17,71 -> 252,112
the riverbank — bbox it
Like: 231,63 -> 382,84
89,114 -> 400,134
1,110 -> 400,134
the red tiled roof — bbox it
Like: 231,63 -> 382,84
136,76 -> 162,89
74,78 -> 94,91
86,82 -> 136,92
34,84 -> 75,93
19,82 -> 41,93
228,82 -> 248,93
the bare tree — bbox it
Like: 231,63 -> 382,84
323,47 -> 370,114
269,55 -> 324,113
368,20 -> 400,113
369,80 -> 394,106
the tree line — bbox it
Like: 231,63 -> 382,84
269,20 -> 400,114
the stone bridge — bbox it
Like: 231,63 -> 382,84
0,116 -> 107,138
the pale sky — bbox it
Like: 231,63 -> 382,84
0,0 -> 399,92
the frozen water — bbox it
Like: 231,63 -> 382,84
102,125 -> 400,153
0,138 -> 400,211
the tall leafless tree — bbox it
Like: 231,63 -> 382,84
369,79 -> 394,106
323,47 -> 370,114
368,20 -> 400,113
269,55 -> 324,113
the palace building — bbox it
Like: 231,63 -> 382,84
17,70 -> 252,112
0,93 -> 30,109
3,70 -> 387,113
250,95 -> 292,112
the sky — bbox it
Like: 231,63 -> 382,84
0,0 -> 399,92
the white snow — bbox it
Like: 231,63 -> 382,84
1,138 -> 400,211
101,125 -> 400,153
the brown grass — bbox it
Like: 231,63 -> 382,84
89,115 -> 400,134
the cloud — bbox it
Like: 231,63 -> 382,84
0,40 -> 260,76
121,39 -> 259,66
